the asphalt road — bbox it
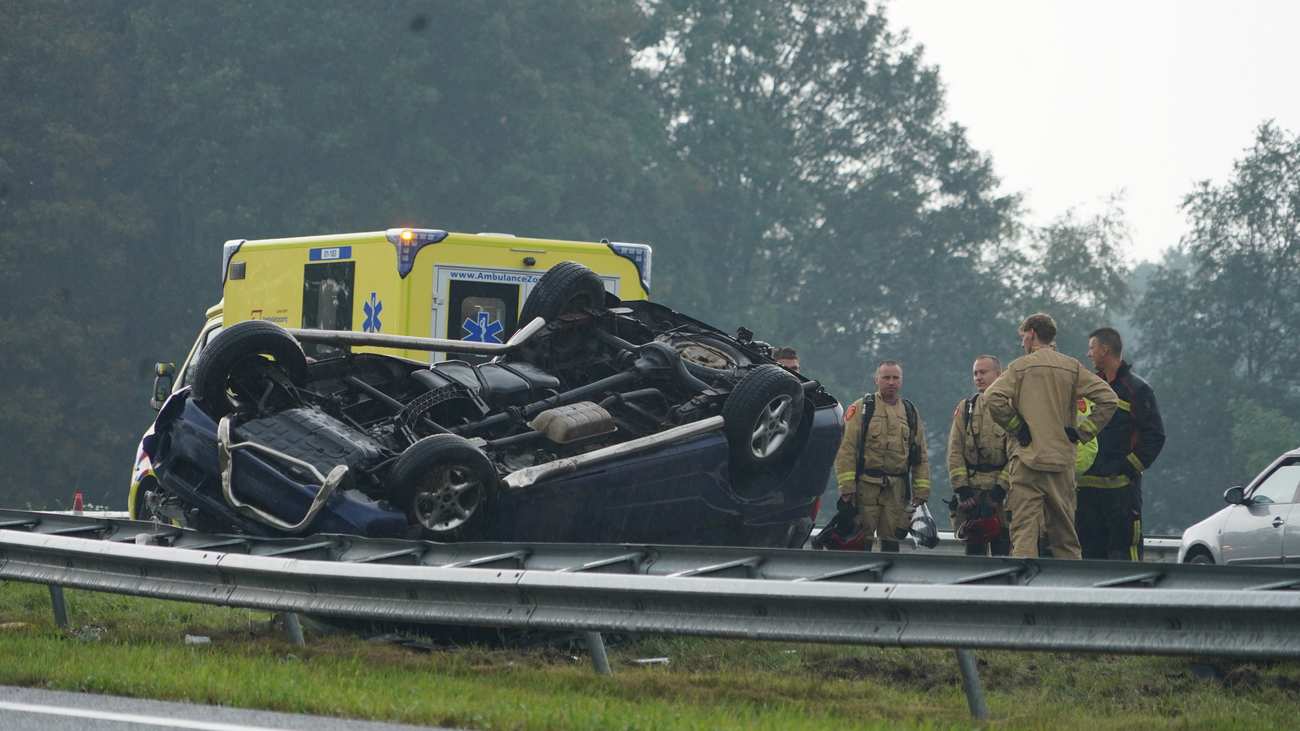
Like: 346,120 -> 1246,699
0,686 -> 457,731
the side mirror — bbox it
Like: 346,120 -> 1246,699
150,362 -> 176,410
1223,485 -> 1248,505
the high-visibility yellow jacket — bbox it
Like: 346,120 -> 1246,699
1075,398 -> 1099,475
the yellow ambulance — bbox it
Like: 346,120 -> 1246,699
134,227 -> 651,518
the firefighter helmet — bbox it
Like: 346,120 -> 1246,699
956,512 -> 1004,545
908,503 -> 940,549
811,496 -> 865,550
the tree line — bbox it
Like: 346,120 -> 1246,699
2,1 -> 1295,531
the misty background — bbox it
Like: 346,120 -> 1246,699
2,1 -> 1297,532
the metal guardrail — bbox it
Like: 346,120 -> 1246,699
1,509 -> 1298,658
819,528 -> 1182,562
0,510 -> 1244,590
76,513 -> 1184,559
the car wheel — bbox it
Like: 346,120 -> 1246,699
1185,548 -> 1215,565
390,434 -> 498,538
723,364 -> 805,471
519,261 -> 607,323
192,321 -> 308,418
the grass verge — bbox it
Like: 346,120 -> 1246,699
1,581 -> 1297,730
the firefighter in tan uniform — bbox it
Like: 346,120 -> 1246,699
833,361 -> 931,552
985,314 -> 1117,559
947,355 -> 1012,556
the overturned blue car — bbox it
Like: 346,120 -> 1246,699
140,262 -> 842,548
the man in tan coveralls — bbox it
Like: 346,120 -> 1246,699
947,355 -> 1012,556
984,314 -> 1117,559
833,361 -> 931,552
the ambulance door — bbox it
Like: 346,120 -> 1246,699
432,266 -> 537,363
301,260 -> 355,359
432,265 -> 621,363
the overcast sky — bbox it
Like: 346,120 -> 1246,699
887,0 -> 1300,263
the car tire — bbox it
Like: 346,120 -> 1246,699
723,364 -> 805,471
519,261 -> 607,324
1184,548 -> 1215,565
192,321 -> 308,418
389,434 -> 498,538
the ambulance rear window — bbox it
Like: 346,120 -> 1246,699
447,280 -> 519,363
302,261 -> 355,358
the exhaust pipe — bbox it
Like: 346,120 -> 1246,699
504,416 -> 724,490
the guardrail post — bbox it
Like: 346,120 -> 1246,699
955,648 -> 989,720
281,612 -> 305,647
48,584 -> 69,629
582,631 -> 612,676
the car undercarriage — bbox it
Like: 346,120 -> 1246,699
141,262 -> 842,547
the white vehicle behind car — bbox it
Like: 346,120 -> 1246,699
1179,447 -> 1300,565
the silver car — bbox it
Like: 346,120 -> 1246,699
1179,447 -> 1300,565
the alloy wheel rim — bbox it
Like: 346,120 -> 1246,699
749,394 -> 793,459
413,465 -> 482,532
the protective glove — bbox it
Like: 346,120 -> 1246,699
836,493 -> 858,512
1015,423 -> 1032,447
1064,426 -> 1081,444
991,484 -> 1008,504
953,486 -> 978,513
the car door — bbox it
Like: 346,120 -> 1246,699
1219,459 -> 1300,565
1284,463 -> 1300,564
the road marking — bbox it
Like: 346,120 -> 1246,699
0,700 -> 295,730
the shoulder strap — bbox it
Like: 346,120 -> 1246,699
963,395 -> 976,429
903,398 -> 918,449
904,398 -> 921,470
854,394 -> 876,480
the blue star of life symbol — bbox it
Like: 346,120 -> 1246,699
462,310 -> 504,343
362,292 -> 383,332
